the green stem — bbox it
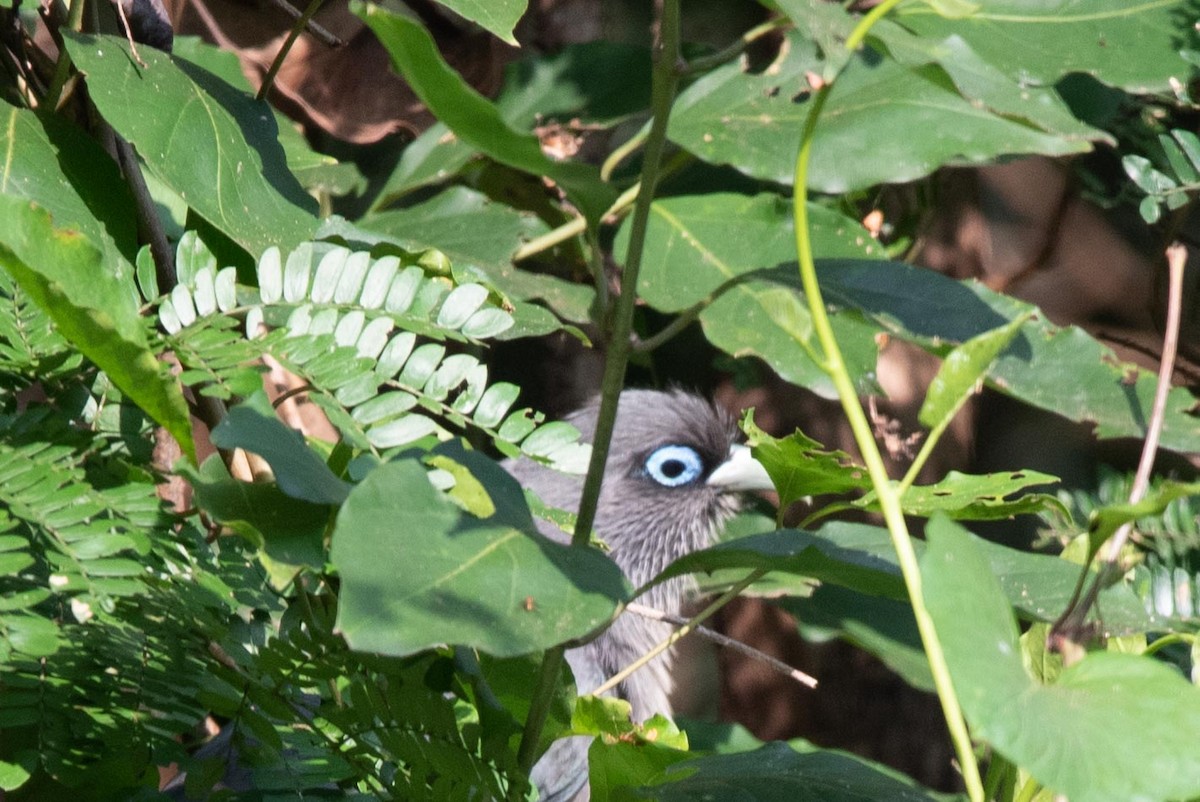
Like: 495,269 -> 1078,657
791,9 -> 983,801
601,131 -> 648,182
683,17 -> 787,76
257,0 -> 326,101
515,0 -> 684,776
1144,632 -> 1195,657
1014,776 -> 1041,802
845,0 -> 903,51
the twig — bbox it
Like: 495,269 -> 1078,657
1049,243 -> 1188,655
264,0 -> 342,46
625,601 -> 817,689
790,1 -> 984,798
257,0 -> 328,102
1100,242 -> 1186,561
516,0 -> 685,773
682,17 -> 786,76
113,133 -> 176,291
593,569 -> 766,698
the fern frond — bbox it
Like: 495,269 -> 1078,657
161,237 -> 587,470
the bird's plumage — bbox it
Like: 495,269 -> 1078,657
509,389 -> 771,801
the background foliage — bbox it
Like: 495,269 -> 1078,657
0,0 -> 1198,800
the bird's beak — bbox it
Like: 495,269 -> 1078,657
706,444 -> 775,492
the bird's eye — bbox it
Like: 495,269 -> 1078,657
644,445 -> 704,487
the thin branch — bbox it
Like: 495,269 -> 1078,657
113,133 -> 176,291
1100,242 -> 1186,561
257,0 -> 328,102
264,0 -> 342,46
593,569 -> 766,698
625,601 -> 817,688
1050,243 -> 1188,653
789,0 -> 984,797
516,0 -> 685,774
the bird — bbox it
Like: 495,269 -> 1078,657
164,389 -> 771,800
506,389 -> 774,801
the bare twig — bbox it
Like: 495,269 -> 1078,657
1100,242 -> 1187,561
625,602 -> 817,689
592,569 -> 765,698
1049,242 -> 1188,657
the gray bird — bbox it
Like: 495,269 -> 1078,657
507,389 -> 774,801
166,389 -> 770,800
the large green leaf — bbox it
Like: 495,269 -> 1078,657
63,33 -> 318,256
638,742 -> 951,801
892,0 -> 1194,94
668,32 -> 1095,191
672,519 -> 1163,634
361,186 -> 595,323
922,515 -> 1200,802
357,4 -> 616,223
818,260 -> 1200,455
332,451 -> 629,658
619,193 -> 882,397
0,106 -> 137,273
0,197 -> 194,458
869,24 -> 1109,143
624,193 -> 881,313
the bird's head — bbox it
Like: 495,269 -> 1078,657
559,389 -> 773,590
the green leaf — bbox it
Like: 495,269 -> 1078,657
358,5 -> 616,223
639,742 -> 949,801
579,697 -> 693,800
4,613 -> 60,658
818,259 -> 1200,455
742,414 -> 870,510
0,106 -> 138,273
428,0 -> 525,45
210,394 -> 352,505
785,585 -> 933,692
659,523 -> 908,600
181,456 -> 329,573
870,25 -> 1109,144
617,192 -> 883,396
0,754 -> 34,791
375,41 -> 651,206
919,314 -> 1029,428
331,451 -> 629,657
922,515 -> 1200,802
574,696 -> 689,750
0,197 -> 195,459
886,470 -> 1066,520
892,0 -> 1193,94
668,34 -> 1093,191
362,186 -> 593,323
63,33 -> 318,256
1086,479 -> 1200,560
627,193 -> 881,314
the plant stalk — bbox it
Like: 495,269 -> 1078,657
515,0 -> 683,777
790,3 -> 984,798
